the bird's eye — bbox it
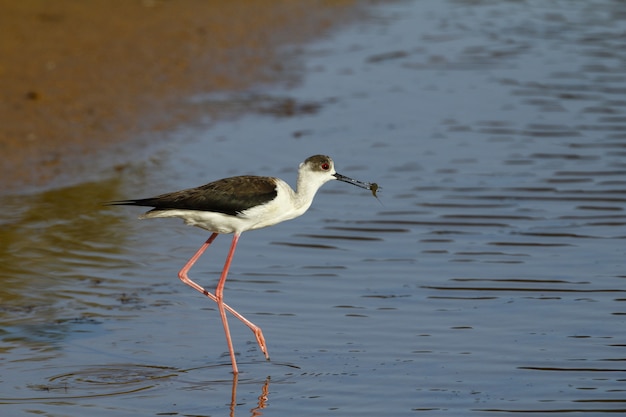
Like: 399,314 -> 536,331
321,163 -> 330,170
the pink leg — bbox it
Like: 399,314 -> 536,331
216,233 -> 240,374
177,233 -> 269,373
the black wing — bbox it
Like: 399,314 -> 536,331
108,175 -> 278,216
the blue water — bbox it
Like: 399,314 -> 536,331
2,0 -> 626,415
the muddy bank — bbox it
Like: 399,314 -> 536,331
0,0 -> 361,194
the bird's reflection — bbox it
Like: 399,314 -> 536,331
229,373 -> 270,417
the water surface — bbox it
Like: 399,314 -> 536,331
2,0 -> 626,415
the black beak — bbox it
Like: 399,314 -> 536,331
333,172 -> 374,191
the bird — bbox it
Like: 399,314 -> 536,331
108,154 -> 376,374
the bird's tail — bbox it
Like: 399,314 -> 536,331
104,199 -> 154,207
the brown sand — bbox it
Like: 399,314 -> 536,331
0,0 -> 360,194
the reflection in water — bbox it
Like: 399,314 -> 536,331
2,0 -> 626,415
0,179 -> 136,351
235,374 -> 271,417
0,363 -> 273,416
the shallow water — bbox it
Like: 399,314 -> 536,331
2,0 -> 626,415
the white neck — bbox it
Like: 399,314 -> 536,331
292,167 -> 332,213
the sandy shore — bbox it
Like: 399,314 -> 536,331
0,0 -> 360,194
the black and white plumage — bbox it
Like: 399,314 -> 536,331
108,155 -> 375,374
110,154 -> 373,233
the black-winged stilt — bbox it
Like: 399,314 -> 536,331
108,155 -> 376,374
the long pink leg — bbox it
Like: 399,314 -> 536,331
215,233 -> 240,374
177,233 -> 269,372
